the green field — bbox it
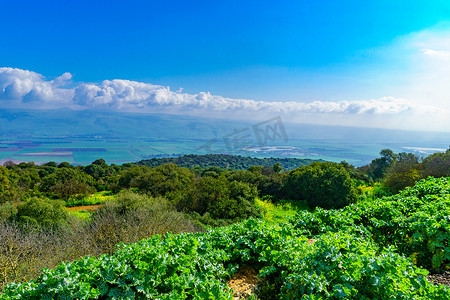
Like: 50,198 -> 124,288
1,109 -> 449,166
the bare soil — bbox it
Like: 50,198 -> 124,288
66,205 -> 102,212
227,265 -> 260,299
426,270 -> 450,287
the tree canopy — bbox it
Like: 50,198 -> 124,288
284,162 -> 357,209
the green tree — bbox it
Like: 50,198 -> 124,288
40,168 -> 95,200
12,167 -> 40,198
284,162 -> 357,209
214,180 -> 259,219
200,166 -> 225,178
0,167 -> 17,204
43,161 -> 58,168
181,176 -> 229,214
15,197 -> 68,228
228,168 -> 284,199
384,152 -> 421,194
272,162 -> 283,173
136,164 -> 194,200
58,162 -> 73,169
366,149 -> 397,180
422,149 -> 450,178
84,163 -> 106,179
180,176 -> 260,220
115,166 -> 149,191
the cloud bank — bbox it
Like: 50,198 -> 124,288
0,68 -> 73,106
0,67 -> 439,117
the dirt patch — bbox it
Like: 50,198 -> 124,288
66,205 -> 102,212
227,265 -> 260,299
426,270 -> 450,287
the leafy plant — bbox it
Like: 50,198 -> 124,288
15,197 -> 69,228
3,216 -> 448,299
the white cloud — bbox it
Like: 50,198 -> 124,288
70,78 -> 437,115
0,67 -> 446,131
0,67 -> 73,106
422,49 -> 450,59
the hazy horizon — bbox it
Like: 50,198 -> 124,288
1,108 -> 448,167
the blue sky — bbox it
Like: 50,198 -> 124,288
1,0 -> 450,131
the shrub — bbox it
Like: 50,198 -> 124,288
135,163 -> 195,200
0,203 -> 17,221
180,176 -> 261,222
180,176 -> 229,214
15,197 -> 69,228
227,169 -> 284,199
210,180 -> 260,220
0,192 -> 201,289
0,167 -> 17,204
422,149 -> 450,178
39,168 -> 95,200
284,162 -> 357,209
0,221 -> 83,290
383,152 -> 422,194
88,191 -> 200,254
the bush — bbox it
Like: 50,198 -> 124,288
179,176 -> 261,222
0,167 -> 17,204
0,203 -> 17,221
15,197 -> 69,228
227,169 -> 284,199
210,180 -> 260,220
0,191 -> 201,289
0,221 -> 84,290
39,168 -> 95,200
88,191 -> 200,254
383,152 -> 421,194
0,221 -> 48,288
135,164 -> 195,200
284,162 -> 357,209
180,176 -> 229,215
422,149 -> 450,178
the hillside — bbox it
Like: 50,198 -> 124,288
135,154 -> 322,170
2,177 -> 449,299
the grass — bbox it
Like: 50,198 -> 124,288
67,210 -> 91,221
356,182 -> 392,202
256,198 -> 308,225
65,191 -> 114,207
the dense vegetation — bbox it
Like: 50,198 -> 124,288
0,149 -> 449,297
0,192 -> 199,289
354,148 -> 450,193
284,162 -> 357,209
136,154 -> 321,170
1,177 -> 449,299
